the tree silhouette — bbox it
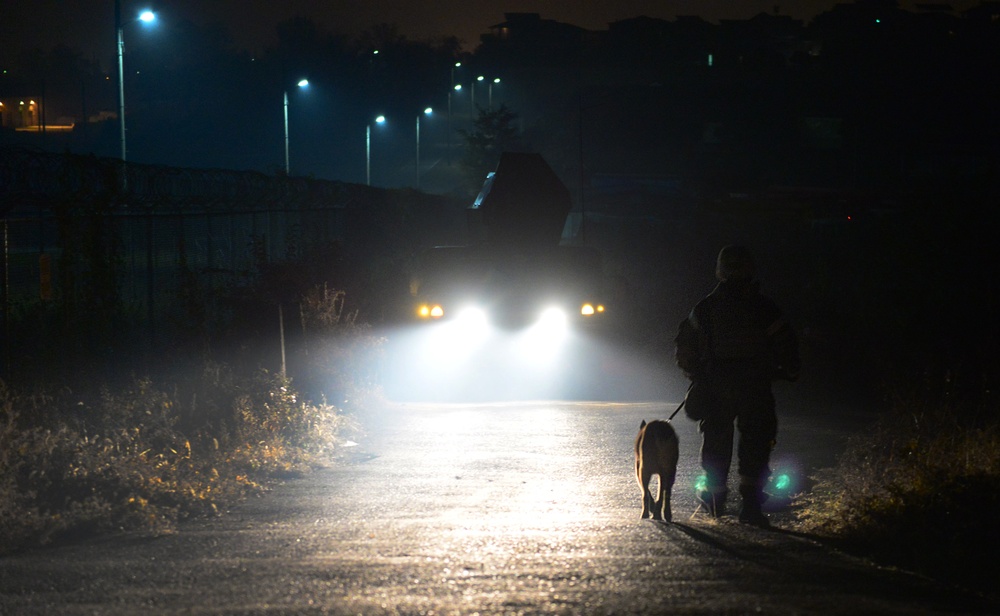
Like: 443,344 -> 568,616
458,103 -> 521,190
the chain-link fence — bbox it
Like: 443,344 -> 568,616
1,147 -> 467,382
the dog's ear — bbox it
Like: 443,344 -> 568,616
639,420 -> 646,429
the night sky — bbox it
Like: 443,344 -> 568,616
2,0 -> 985,64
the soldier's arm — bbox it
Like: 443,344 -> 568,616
675,314 -> 703,380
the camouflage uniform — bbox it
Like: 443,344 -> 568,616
675,246 -> 799,526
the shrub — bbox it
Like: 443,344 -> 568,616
795,375 -> 1000,590
291,284 -> 387,412
0,368 -> 347,555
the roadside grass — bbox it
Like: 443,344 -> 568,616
0,284 -> 381,556
794,372 -> 1000,592
0,368 -> 348,555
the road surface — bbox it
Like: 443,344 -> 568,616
1,398 -> 996,614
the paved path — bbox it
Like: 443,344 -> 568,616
1,400 -> 995,614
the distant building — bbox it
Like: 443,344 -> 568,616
0,96 -> 42,130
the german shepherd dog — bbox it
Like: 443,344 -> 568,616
635,420 -> 679,521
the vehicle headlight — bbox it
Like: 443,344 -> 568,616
537,306 -> 568,330
580,303 -> 605,317
452,306 -> 490,336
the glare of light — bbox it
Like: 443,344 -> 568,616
538,306 -> 567,330
597,305 -> 605,313
454,306 -> 489,333
297,79 -> 309,88
774,474 -> 791,491
139,10 -> 155,22
695,474 -> 707,492
454,62 -> 461,68
493,78 -> 501,84
430,305 -> 444,318
375,115 -> 386,124
515,307 -> 568,365
454,84 -> 462,91
423,107 -> 433,115
581,303 -> 595,316
477,75 -> 485,82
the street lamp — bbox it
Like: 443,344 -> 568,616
488,77 -> 501,110
472,75 -> 485,108
366,114 -> 386,186
116,1 -> 155,163
283,78 -> 309,175
473,75 -> 501,110
416,107 -> 432,190
447,62 -> 461,164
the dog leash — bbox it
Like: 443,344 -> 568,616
667,382 -> 694,422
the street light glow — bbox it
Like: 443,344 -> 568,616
117,5 -> 158,165
284,78 -> 310,175
416,108 -> 433,189
367,115 -> 387,185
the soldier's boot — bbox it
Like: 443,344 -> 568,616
738,484 -> 770,528
696,488 -> 727,518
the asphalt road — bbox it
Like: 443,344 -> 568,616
2,396 -> 997,615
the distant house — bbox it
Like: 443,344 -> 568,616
0,97 -> 42,130
478,12 -> 593,66
483,12 -> 590,46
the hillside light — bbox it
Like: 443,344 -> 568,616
283,78 -> 309,175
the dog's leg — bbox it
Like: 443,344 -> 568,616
636,423 -> 650,519
658,471 -> 675,522
662,438 -> 679,522
645,470 -> 662,521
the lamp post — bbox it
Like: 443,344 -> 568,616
416,107 -> 432,190
366,115 -> 386,186
447,62 -> 460,164
115,0 -> 155,163
488,77 -> 501,110
473,75 -> 501,110
283,78 -> 309,175
447,84 -> 462,165
472,75 -> 485,108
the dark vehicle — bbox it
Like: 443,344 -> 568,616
391,153 -> 613,401
409,152 -> 608,333
410,243 -> 607,331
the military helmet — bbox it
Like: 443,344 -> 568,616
715,245 -> 756,282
